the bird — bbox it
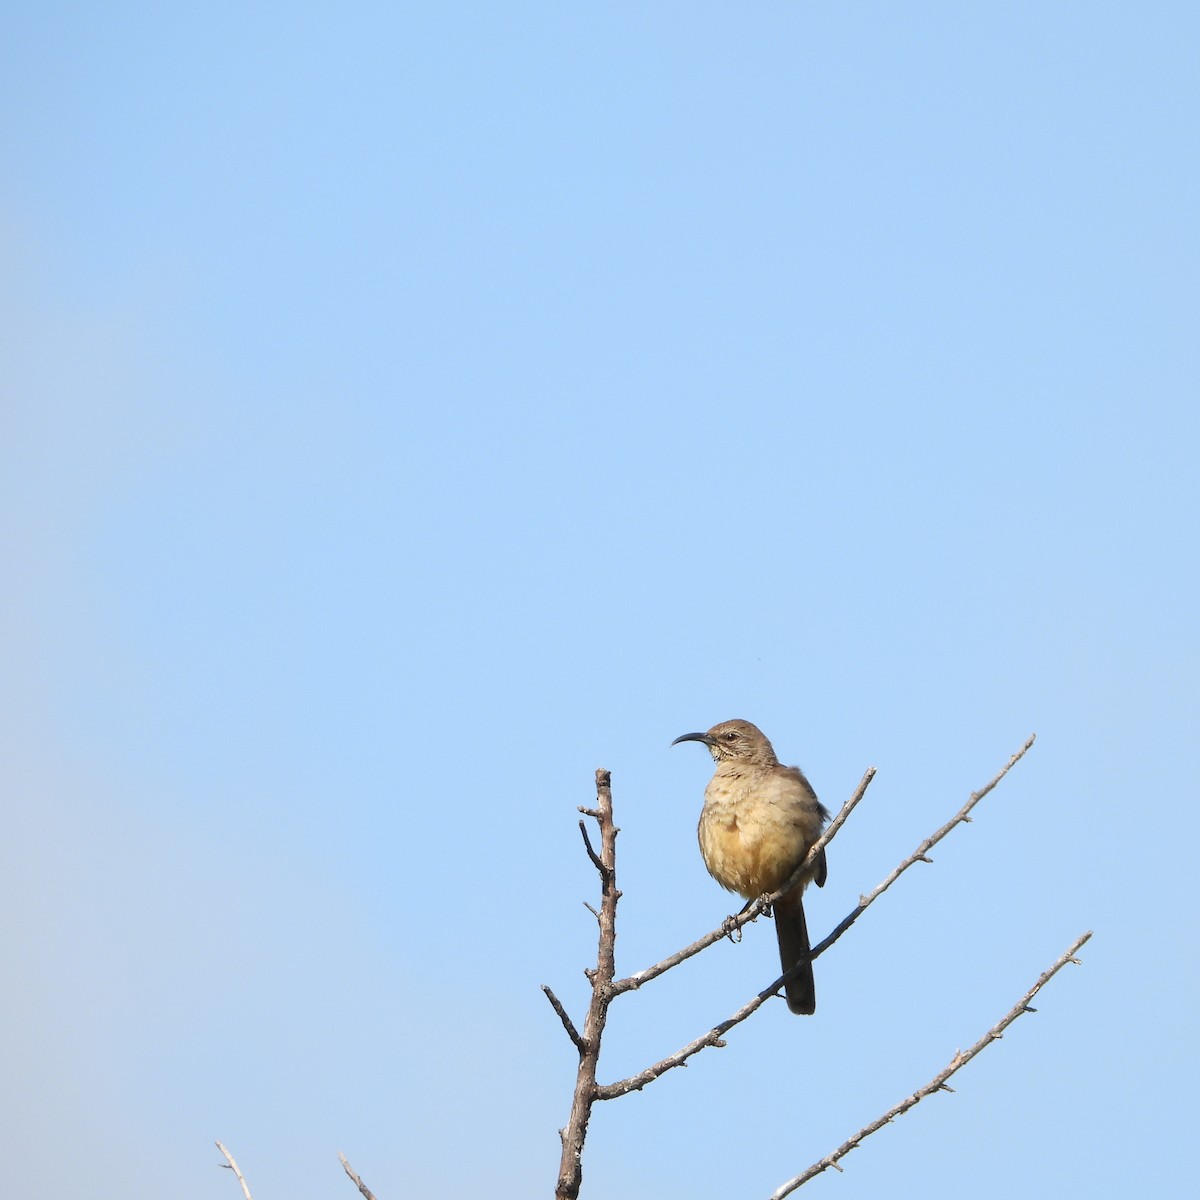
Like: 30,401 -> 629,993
672,719 -> 829,1015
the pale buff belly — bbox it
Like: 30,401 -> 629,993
697,810 -> 809,899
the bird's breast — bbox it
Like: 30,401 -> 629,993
697,780 -> 812,899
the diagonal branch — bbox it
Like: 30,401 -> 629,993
611,767 -> 877,997
769,929 -> 1093,1198
215,1142 -> 253,1200
806,732 -> 1036,966
597,735 -> 1036,1097
596,975 -> 780,1099
338,1152 -> 379,1200
542,984 -> 585,1054
578,820 -> 606,875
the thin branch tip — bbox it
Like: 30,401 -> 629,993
768,930 -> 1094,1198
339,1151 -> 379,1200
801,733 -> 1044,972
542,984 -> 585,1051
578,821 -> 606,873
214,1142 -> 253,1200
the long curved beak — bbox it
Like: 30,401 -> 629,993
671,731 -> 716,748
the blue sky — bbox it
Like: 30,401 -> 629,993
2,4 -> 1196,1198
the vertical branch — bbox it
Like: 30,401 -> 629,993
554,768 -> 620,1200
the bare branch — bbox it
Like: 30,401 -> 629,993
612,767 -> 878,996
596,977 -> 775,1099
542,984 -> 585,1054
769,929 -> 1093,1198
215,1142 -> 253,1200
338,1151 -> 379,1200
578,820 -> 606,875
806,733 -> 1036,966
554,769 -> 620,1200
599,736 -> 1037,1095
769,765 -> 878,907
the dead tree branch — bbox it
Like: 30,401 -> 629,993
596,974 -> 781,1099
338,1152 -> 379,1200
808,732 -> 1036,964
550,768 -> 620,1200
542,984 -> 585,1053
768,929 -> 1093,1198
215,1142 -> 253,1200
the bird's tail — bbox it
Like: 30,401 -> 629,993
774,888 -> 816,1015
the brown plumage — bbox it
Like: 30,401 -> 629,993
672,719 -> 828,1015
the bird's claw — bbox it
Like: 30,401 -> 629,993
721,914 -> 742,943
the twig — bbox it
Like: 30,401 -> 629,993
215,1142 -> 253,1200
578,820 -> 606,874
553,769 -> 621,1200
542,984 -> 585,1053
611,767 -> 877,996
338,1152 -> 379,1200
598,736 -> 1036,1096
768,929 -> 1093,1197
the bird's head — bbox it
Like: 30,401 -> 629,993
671,719 -> 779,766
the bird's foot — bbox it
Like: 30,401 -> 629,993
721,914 -> 743,943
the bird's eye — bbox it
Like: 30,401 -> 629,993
724,731 -> 738,741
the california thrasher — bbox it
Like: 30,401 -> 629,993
672,719 -> 829,1015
